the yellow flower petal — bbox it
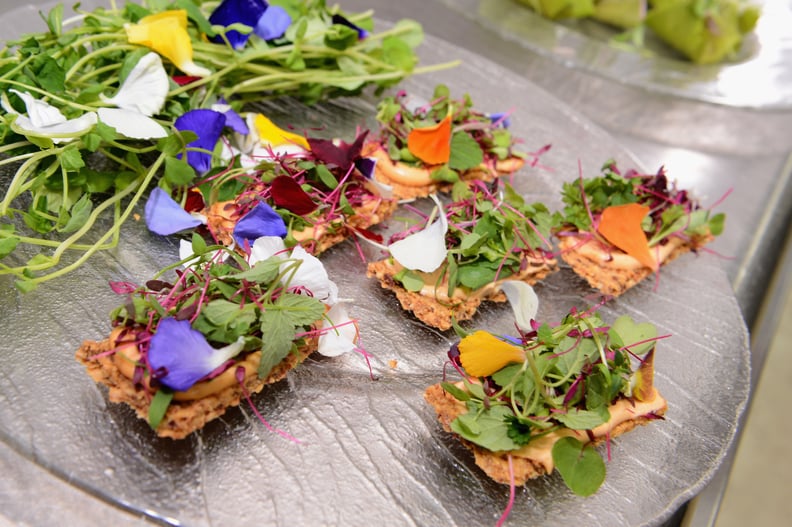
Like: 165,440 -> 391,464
253,113 -> 309,149
459,331 -> 526,378
125,10 -> 210,77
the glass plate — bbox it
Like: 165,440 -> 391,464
0,2 -> 750,526
437,0 -> 792,109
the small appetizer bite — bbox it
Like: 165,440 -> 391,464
555,161 -> 724,297
76,235 -> 358,439
362,84 -> 534,200
367,181 -> 558,330
424,307 -> 667,498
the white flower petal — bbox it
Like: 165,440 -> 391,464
388,194 -> 448,272
248,236 -> 287,266
179,238 -> 226,268
209,337 -> 246,370
13,111 -> 97,143
179,60 -> 211,78
283,245 -> 338,305
10,89 -> 66,127
100,52 -> 168,116
97,108 -> 167,139
318,303 -> 359,357
500,280 -> 539,331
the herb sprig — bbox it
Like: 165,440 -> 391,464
0,0 -> 452,291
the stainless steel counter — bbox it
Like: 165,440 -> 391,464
2,0 -> 791,525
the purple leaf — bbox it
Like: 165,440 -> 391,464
271,175 -> 318,215
174,109 -> 227,174
233,202 -> 288,247
144,187 -> 203,235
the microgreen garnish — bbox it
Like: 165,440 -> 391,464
388,180 -> 558,296
442,308 -> 667,496
371,83 -> 528,181
0,0 -> 454,290
557,161 -> 725,252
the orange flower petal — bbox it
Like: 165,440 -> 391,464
406,115 -> 451,165
597,203 -> 658,271
459,331 -> 526,378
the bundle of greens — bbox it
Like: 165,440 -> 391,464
76,232 -> 359,439
424,307 -> 667,501
555,160 -> 725,296
0,0 -> 443,291
367,180 -> 558,330
362,83 -> 536,200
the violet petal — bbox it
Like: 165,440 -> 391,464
331,13 -> 369,39
233,202 -> 288,247
149,318 -> 244,392
174,109 -> 227,174
255,5 -> 291,40
144,187 -> 203,235
209,0 -> 267,49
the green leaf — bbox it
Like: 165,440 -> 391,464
231,257 -> 281,283
60,194 -> 92,233
148,389 -> 174,430
163,157 -> 196,186
448,131 -> 484,171
429,165 -> 458,183
15,280 -> 37,293
554,408 -> 608,430
44,3 -> 64,36
191,231 -> 208,255
440,382 -> 471,402
258,309 -> 297,378
450,404 -> 521,451
394,268 -> 424,292
380,36 -> 417,72
457,260 -> 499,290
315,164 -> 338,189
277,292 -> 325,326
609,315 -> 657,356
0,237 -> 20,259
708,212 -> 725,236
34,55 -> 66,93
552,437 -> 606,496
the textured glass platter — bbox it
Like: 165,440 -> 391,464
0,2 -> 750,526
438,0 -> 792,109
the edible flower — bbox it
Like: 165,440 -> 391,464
209,0 -> 291,48
99,52 -> 168,116
97,108 -> 168,139
210,100 -> 249,134
249,236 -> 338,305
499,281 -> 539,331
597,203 -> 657,271
233,203 -> 288,248
318,302 -> 360,357
254,113 -> 310,151
388,194 -> 448,272
144,187 -> 205,235
406,114 -> 452,165
148,317 -> 245,392
125,10 -> 211,77
458,330 -> 526,378
174,109 -> 227,173
3,89 -> 97,143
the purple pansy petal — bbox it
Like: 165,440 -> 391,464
149,318 -> 244,391
174,109 -> 227,174
222,107 -> 249,134
233,202 -> 288,247
209,0 -> 266,49
255,5 -> 291,40
488,112 -> 511,129
355,157 -> 377,179
145,187 -> 203,235
331,13 -> 369,39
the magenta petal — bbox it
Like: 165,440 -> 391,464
271,175 -> 318,215
233,202 -> 288,247
144,187 -> 203,235
174,109 -> 227,173
307,130 -> 368,170
148,318 -> 224,391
